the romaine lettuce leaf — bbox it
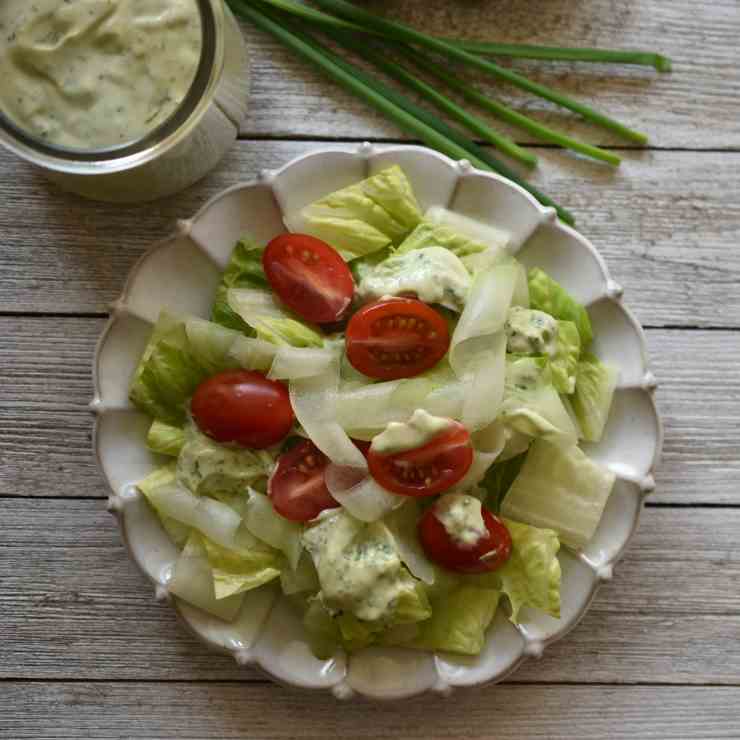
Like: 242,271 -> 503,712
496,518 -> 561,622
146,420 -> 185,457
395,220 -> 489,259
226,288 -> 324,347
572,352 -> 618,442
501,439 -> 615,549
286,165 -> 422,260
389,586 -> 500,655
129,312 -> 242,425
550,320 -> 581,394
211,238 -> 269,333
528,268 -> 593,346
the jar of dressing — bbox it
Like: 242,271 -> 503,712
0,0 -> 249,202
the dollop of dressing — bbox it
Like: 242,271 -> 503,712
358,246 -> 471,311
302,509 -> 415,622
0,0 -> 202,150
370,409 -> 455,456
505,307 -> 559,357
434,493 -> 488,547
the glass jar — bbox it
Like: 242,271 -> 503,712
0,0 -> 249,203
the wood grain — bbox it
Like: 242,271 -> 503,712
0,144 -> 739,328
2,682 -> 739,739
235,0 -> 740,149
1,318 -> 736,504
2,500 -> 739,684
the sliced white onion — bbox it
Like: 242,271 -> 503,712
325,464 -> 404,522
228,335 -> 278,373
384,501 -> 435,585
145,483 -> 241,550
450,262 -> 518,431
289,356 -> 367,469
242,489 -> 302,570
268,345 -> 338,380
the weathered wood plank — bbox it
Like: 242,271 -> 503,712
2,682 -> 739,739
236,0 -> 740,149
1,318 -> 736,503
0,143 -> 738,327
2,500 -> 739,684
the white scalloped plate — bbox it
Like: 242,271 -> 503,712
92,144 -> 663,700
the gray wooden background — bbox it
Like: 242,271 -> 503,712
2,1 -> 739,738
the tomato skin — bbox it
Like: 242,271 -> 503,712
268,440 -> 338,522
418,506 -> 512,574
345,298 -> 450,380
263,233 -> 355,324
367,422 -> 473,497
191,370 -> 294,450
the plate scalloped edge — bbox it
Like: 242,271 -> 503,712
91,142 -> 663,700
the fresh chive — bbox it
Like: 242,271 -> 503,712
328,35 -> 537,168
310,0 -> 648,144
398,46 -> 620,166
452,41 -> 672,73
230,1 -> 575,224
252,0 -> 364,33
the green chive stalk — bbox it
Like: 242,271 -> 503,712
398,46 -> 620,166
310,0 -> 648,143
229,0 -> 575,223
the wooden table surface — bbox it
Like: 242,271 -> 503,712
2,1 -> 739,738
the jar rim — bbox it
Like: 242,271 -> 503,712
0,0 -> 225,175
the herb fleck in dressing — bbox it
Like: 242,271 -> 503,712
357,246 -> 471,311
505,307 -> 559,357
434,493 -> 488,547
0,0 -> 202,150
303,510 -> 417,622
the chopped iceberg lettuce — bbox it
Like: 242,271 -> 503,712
226,288 -> 324,347
395,220 -> 489,260
146,420 -> 185,457
129,312 -> 241,425
357,246 -> 471,311
200,534 -> 283,599
211,238 -> 270,334
550,320 -> 581,394
495,518 -> 561,622
285,165 -> 422,260
168,533 -> 246,620
424,206 -> 510,252
501,439 -> 616,549
572,352 -> 618,442
528,267 -> 593,346
136,463 -> 192,547
388,585 -> 500,655
280,551 -> 320,596
176,426 -> 274,497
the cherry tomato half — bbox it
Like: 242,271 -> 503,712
367,421 -> 473,497
191,370 -> 294,450
419,505 -> 512,574
268,440 -> 338,521
263,234 -> 355,324
345,298 -> 450,380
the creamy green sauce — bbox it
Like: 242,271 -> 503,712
434,493 -> 487,547
505,307 -> 558,357
0,0 -> 202,150
177,426 -> 273,497
302,510 -> 413,622
358,246 -> 471,311
370,409 -> 455,456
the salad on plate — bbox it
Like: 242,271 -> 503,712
130,165 -> 618,658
